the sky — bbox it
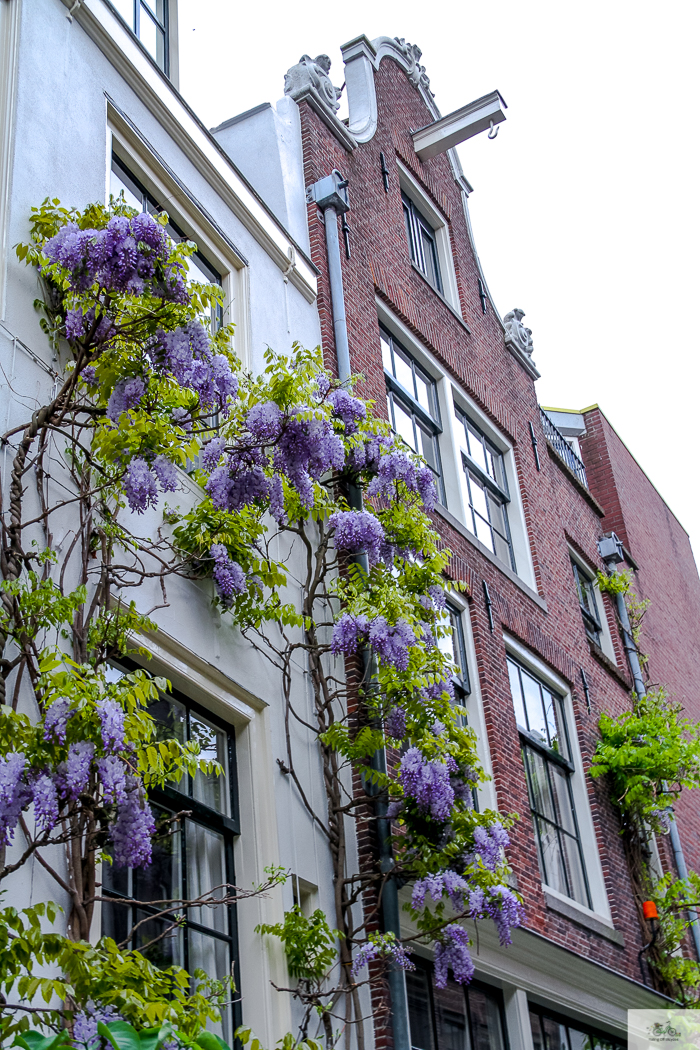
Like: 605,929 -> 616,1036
177,0 -> 700,556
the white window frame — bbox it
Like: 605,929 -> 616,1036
106,114 -> 251,366
504,634 -> 612,922
397,160 -> 461,315
568,547 -> 617,664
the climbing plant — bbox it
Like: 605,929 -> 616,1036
0,196 -> 522,1048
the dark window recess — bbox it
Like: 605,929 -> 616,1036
102,674 -> 240,1043
111,0 -> 169,74
571,560 -> 602,647
402,191 -> 443,293
529,1003 -> 626,1050
110,153 -> 223,332
507,656 -> 591,909
437,602 -> 471,700
407,961 -> 506,1050
455,407 -> 515,571
381,327 -> 446,506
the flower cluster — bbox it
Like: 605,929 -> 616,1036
411,870 -> 469,911
331,613 -> 416,671
329,510 -> 385,566
367,448 -> 437,510
111,777 -> 156,868
350,934 -> 414,977
0,754 -> 31,845
328,388 -> 366,433
155,322 -> 237,413
466,821 -> 510,871
385,705 -> 407,740
467,885 -> 524,945
399,748 -> 455,822
43,212 -> 186,300
43,698 -> 73,744
106,377 -> 145,423
434,925 -> 474,987
210,543 -> 246,605
72,1004 -> 123,1049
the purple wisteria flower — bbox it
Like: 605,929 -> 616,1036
124,457 -> 159,514
385,706 -> 407,740
351,937 -> 414,977
434,925 -> 474,987
201,437 -> 226,472
97,698 -> 125,754
155,323 -> 237,412
81,365 -> 98,386
57,741 -> 95,800
106,377 -> 145,423
271,408 -> 344,509
329,510 -> 385,565
315,374 -> 331,400
328,389 -> 366,433
154,455 -> 178,493
269,474 -> 285,522
331,613 -> 369,656
0,753 -> 31,845
206,459 -> 269,513
467,884 -> 524,945
424,676 -> 456,703
65,309 -> 86,340
43,698 -> 73,744
211,543 -> 246,605
368,617 -> 416,671
466,822 -> 510,871
97,755 -> 128,806
400,747 -> 455,822
246,401 -> 283,443
411,870 -> 469,911
32,773 -> 59,835
72,1004 -> 123,1049
367,448 -> 437,510
111,776 -> 155,868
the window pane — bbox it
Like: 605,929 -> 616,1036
394,397 -> 416,450
142,0 -> 165,23
568,1030 -> 593,1050
404,201 -> 417,263
469,476 -> 489,522
134,909 -> 183,969
110,168 -> 142,211
468,986 -> 505,1050
393,347 -> 414,395
415,370 -> 432,413
190,714 -> 228,814
474,514 -> 495,552
189,931 -> 231,1041
535,815 -> 568,896
467,426 -> 488,474
530,1013 -> 545,1050
381,332 -> 393,373
561,830 -> 590,907
101,898 -> 130,946
493,530 -> 512,569
524,748 -> 557,824
521,671 -> 548,744
417,424 -> 439,473
407,969 -> 435,1050
186,821 -> 228,934
550,764 -> 577,835
542,1017 -> 569,1050
133,805 -> 181,909
434,979 -> 469,1050
139,5 -> 166,68
421,227 -> 439,289
112,0 -> 135,27
508,660 -> 528,730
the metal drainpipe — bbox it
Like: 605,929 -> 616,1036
307,173 -> 412,1050
598,534 -> 700,962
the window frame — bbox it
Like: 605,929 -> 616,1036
571,558 -> 603,648
406,956 -> 508,1050
529,1001 -> 626,1050
381,326 -> 446,505
454,406 -> 516,571
101,665 -> 242,1039
402,190 -> 443,294
396,161 -> 462,313
110,0 -> 170,76
507,655 -> 592,910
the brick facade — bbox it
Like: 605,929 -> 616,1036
295,44 -> 700,1017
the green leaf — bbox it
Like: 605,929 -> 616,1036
14,1034 -> 70,1050
195,1033 -> 230,1050
98,1021 -> 142,1050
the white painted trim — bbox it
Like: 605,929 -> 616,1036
503,633 -> 612,921
61,0 -> 318,302
413,91 -> 507,162
568,545 -> 617,664
0,0 -> 22,321
503,985 -> 535,1050
396,159 -> 461,315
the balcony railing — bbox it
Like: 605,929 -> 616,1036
539,408 -> 588,489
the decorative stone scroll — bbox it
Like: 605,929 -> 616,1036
393,38 -> 434,97
284,54 -> 343,116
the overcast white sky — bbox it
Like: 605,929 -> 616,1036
178,0 -> 700,557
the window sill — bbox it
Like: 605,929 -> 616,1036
434,503 -> 547,612
409,262 -> 471,334
542,887 -> 624,946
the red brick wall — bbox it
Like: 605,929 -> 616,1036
297,52 -> 671,995
581,407 -> 700,873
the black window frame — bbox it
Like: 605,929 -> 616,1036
407,956 -> 508,1050
110,153 -> 224,332
444,601 -> 471,700
455,406 -> 516,571
381,326 -> 446,505
506,656 -> 592,910
571,559 -> 602,648
110,0 -> 170,75
402,191 -> 443,294
101,663 -> 241,1040
529,1001 -> 626,1050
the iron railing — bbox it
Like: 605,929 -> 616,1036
539,408 -> 588,489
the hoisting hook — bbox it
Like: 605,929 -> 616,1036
488,120 -> 499,140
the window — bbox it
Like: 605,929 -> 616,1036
436,602 -> 471,700
403,191 -> 443,294
571,560 -> 602,648
407,961 -> 506,1050
529,1004 -> 625,1050
455,408 -> 515,571
110,153 -> 223,332
507,656 -> 591,909
111,0 -> 169,74
102,679 -> 239,1041
381,327 -> 445,504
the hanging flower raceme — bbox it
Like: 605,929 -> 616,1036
0,754 -> 31,845
329,510 -> 385,566
154,322 -> 238,413
367,447 -> 437,510
210,543 -> 246,605
327,388 -> 367,434
467,885 -> 524,946
399,747 -> 456,822
330,613 -> 416,671
434,925 -> 474,987
111,776 -> 156,868
465,821 -> 511,871
350,933 -> 414,977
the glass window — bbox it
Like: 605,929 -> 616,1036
381,327 -> 445,505
507,656 -> 591,909
571,560 -> 602,648
102,678 -> 238,1042
402,191 -> 443,294
455,408 -> 514,570
529,1005 -> 625,1050
436,602 -> 471,699
407,962 -> 506,1050
111,0 -> 169,74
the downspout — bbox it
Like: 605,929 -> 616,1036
597,533 -> 700,963
307,172 -> 411,1050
